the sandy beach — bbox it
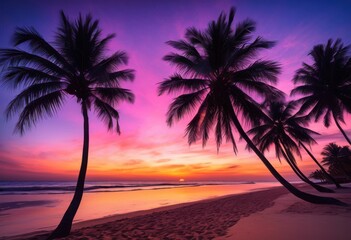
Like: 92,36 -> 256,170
218,184 -> 351,240
8,184 -> 350,240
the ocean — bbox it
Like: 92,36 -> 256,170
0,181 -> 255,195
0,181 -> 280,237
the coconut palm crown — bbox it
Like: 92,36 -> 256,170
291,39 -> 351,145
1,12 -> 134,134
248,101 -> 318,163
0,11 -> 134,238
159,7 -> 283,152
247,101 -> 335,192
322,143 -> 351,179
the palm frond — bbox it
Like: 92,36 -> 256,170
232,60 -> 281,84
228,37 -> 276,70
4,66 -> 62,88
12,27 -> 74,73
166,40 -> 201,60
0,49 -> 70,77
215,111 -> 223,152
185,95 -> 210,145
290,84 -> 320,96
91,69 -> 135,87
185,27 -> 208,46
222,102 -> 237,153
230,85 -> 267,125
92,33 -> 116,61
166,89 -> 206,126
55,11 -> 74,64
93,87 -> 135,105
6,82 -> 66,119
93,51 -> 129,72
13,91 -> 65,135
158,74 -> 209,95
232,19 -> 256,45
93,97 -> 120,133
163,53 -> 196,74
200,95 -> 217,147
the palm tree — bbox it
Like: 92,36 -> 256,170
158,7 -> 344,205
247,101 -> 336,191
0,12 -> 135,238
291,39 -> 351,145
299,141 -> 341,188
310,169 -> 328,183
322,143 -> 351,179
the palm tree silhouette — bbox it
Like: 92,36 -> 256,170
299,142 -> 341,188
0,12 -> 134,238
247,101 -> 338,191
159,7 -> 344,205
309,169 -> 328,183
322,143 -> 351,179
291,39 -> 351,145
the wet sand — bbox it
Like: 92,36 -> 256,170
12,187 -> 286,239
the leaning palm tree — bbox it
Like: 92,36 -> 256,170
291,39 -> 351,145
247,101 -> 337,191
159,7 -> 344,205
0,12 -> 134,238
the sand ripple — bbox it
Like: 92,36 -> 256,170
55,188 -> 287,240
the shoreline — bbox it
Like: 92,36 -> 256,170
0,182 -> 280,238
5,184 -> 351,240
8,186 -> 287,240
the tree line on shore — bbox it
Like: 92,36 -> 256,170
310,143 -> 351,183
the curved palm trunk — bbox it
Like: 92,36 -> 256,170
279,146 -> 308,181
299,141 -> 341,188
333,113 -> 351,145
280,143 -> 334,193
280,149 -> 308,181
49,104 -> 89,239
230,112 -> 345,206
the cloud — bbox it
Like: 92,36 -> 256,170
0,158 -> 21,168
227,165 -> 239,169
314,130 -> 351,142
122,159 -> 144,166
155,158 -> 171,163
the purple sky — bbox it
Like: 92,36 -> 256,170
0,0 -> 350,182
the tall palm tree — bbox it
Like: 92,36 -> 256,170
0,12 -> 135,238
247,101 -> 337,191
291,39 -> 351,145
158,7 -> 344,205
322,143 -> 351,179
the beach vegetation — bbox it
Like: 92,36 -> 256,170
0,11 -> 135,238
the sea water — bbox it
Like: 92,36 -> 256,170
0,181 -> 280,237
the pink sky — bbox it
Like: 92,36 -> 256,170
0,0 -> 350,182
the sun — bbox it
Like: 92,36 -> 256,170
179,178 -> 185,182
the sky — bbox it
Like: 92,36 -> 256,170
0,0 -> 350,182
